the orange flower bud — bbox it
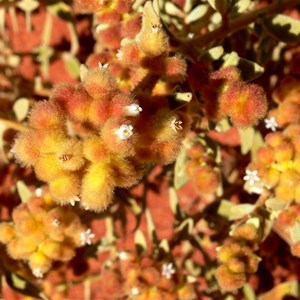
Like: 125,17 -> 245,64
81,66 -> 118,100
136,1 -> 169,57
40,239 -> 62,260
29,101 -> 65,129
219,81 -> 267,127
7,237 -> 37,260
273,142 -> 294,162
83,136 -> 108,162
215,265 -> 246,291
193,165 -> 220,194
232,223 -> 258,242
28,251 -> 52,274
265,132 -> 286,148
81,162 -> 115,211
49,174 -> 81,205
0,223 -> 15,243
164,56 -> 187,82
256,146 -> 274,165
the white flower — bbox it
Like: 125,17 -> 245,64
35,188 -> 43,197
170,116 -> 183,132
115,124 -> 133,140
243,169 -> 260,186
264,117 -> 278,131
70,196 -> 80,206
98,62 -> 109,69
131,287 -> 140,295
187,32 -> 194,39
80,228 -> 95,246
32,268 -> 43,278
161,262 -> 176,279
151,24 -> 162,33
116,49 -> 123,60
52,219 -> 60,227
125,103 -> 142,116
118,251 -> 129,260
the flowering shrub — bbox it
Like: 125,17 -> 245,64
1,0 -> 300,299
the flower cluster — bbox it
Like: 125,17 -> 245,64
199,66 -> 268,127
86,1 -> 187,92
13,63 -> 190,212
185,141 -> 221,195
0,194 -> 93,278
99,252 -> 196,300
215,223 -> 260,291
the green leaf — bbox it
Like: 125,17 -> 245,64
233,0 -> 251,13
127,197 -> 142,215
263,14 -> 300,44
251,130 -> 264,160
13,98 -> 30,122
229,203 -> 255,220
258,281 -> 299,300
17,0 -> 39,12
289,222 -> 300,244
145,208 -> 158,243
217,199 -> 235,219
238,127 -> 255,155
47,1 -> 73,22
176,218 -> 194,236
63,53 -> 81,79
207,0 -> 232,14
174,146 -> 189,190
5,272 -> 49,300
223,51 -> 264,81
203,46 -> 224,60
158,239 -> 170,254
174,92 -> 193,102
185,4 -> 209,24
243,283 -> 256,300
16,181 -> 32,203
134,229 -> 147,254
165,2 -> 184,18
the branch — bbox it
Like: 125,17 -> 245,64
177,0 -> 300,60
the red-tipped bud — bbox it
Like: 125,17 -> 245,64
164,56 -> 187,82
219,81 -> 268,127
81,66 -> 118,100
136,1 -> 169,57
29,101 -> 65,129
0,223 -> 15,243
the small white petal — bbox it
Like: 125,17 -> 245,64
118,251 -> 129,260
35,188 -> 43,197
131,287 -> 140,295
162,262 -> 176,279
115,124 -> 134,140
32,268 -> 43,278
99,62 -> 109,69
70,196 -> 80,206
170,116 -> 183,132
80,228 -> 95,246
52,219 -> 60,227
125,103 -> 142,116
116,50 -> 123,60
264,117 -> 278,132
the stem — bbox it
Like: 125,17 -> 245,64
0,118 -> 28,132
178,0 -> 300,59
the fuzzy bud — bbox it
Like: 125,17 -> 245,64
136,1 -> 169,57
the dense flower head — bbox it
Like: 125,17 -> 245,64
0,194 -> 92,278
13,65 -> 190,212
199,66 -> 268,127
185,141 -> 221,195
216,223 -> 260,291
99,251 -> 197,300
